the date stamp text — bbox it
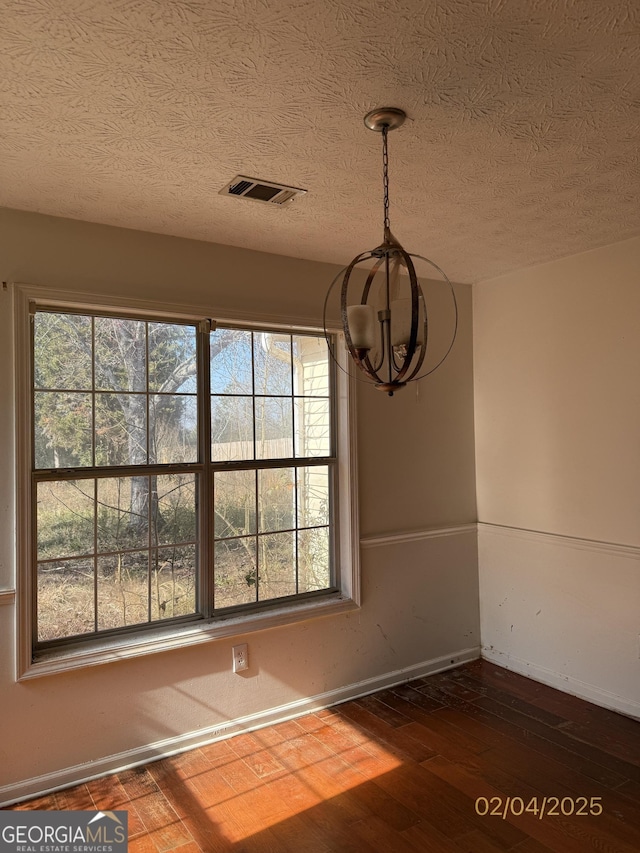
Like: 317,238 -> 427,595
475,796 -> 603,819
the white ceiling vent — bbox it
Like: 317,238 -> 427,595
219,175 -> 307,206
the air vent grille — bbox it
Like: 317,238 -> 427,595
219,175 -> 307,206
228,179 -> 253,196
271,189 -> 297,205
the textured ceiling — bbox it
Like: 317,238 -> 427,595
1,0 -> 640,284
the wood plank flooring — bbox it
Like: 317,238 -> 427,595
9,660 -> 640,852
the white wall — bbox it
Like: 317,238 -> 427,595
474,235 -> 640,718
0,208 -> 479,800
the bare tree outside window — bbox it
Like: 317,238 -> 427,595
32,311 -> 335,648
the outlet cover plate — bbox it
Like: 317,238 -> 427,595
233,643 -> 248,673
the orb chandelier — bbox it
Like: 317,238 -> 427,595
324,107 -> 458,396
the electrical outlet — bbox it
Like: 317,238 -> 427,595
233,643 -> 248,673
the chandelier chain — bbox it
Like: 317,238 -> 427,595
382,125 -> 390,237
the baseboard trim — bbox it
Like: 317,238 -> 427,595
0,645 -> 480,807
361,524 -> 476,549
0,589 -> 15,606
481,646 -> 640,721
478,522 -> 640,561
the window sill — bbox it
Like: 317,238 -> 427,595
19,594 -> 359,680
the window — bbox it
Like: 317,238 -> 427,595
17,289 -> 358,676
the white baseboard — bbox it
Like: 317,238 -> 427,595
481,646 -> 640,721
0,645 -> 480,807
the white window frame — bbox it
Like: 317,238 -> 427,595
14,283 -> 360,680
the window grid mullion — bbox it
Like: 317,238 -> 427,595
147,475 -> 152,623
295,466 -> 299,595
33,462 -> 204,482
208,456 -> 334,474
212,523 -> 326,544
254,469 -> 259,604
31,312 -> 340,653
199,323 -> 213,619
145,322 -> 150,465
29,311 -> 38,650
251,332 -> 257,460
93,478 -> 98,633
251,333 -> 258,605
289,336 -> 299,595
289,333 -> 296,462
146,326 -> 152,623
91,319 -> 99,631
91,317 -> 96,467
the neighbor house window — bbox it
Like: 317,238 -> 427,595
19,294 -> 357,675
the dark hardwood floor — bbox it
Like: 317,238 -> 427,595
10,660 -> 640,852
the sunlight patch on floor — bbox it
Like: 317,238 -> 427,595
149,715 -> 402,844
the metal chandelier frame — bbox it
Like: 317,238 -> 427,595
323,107 -> 458,396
